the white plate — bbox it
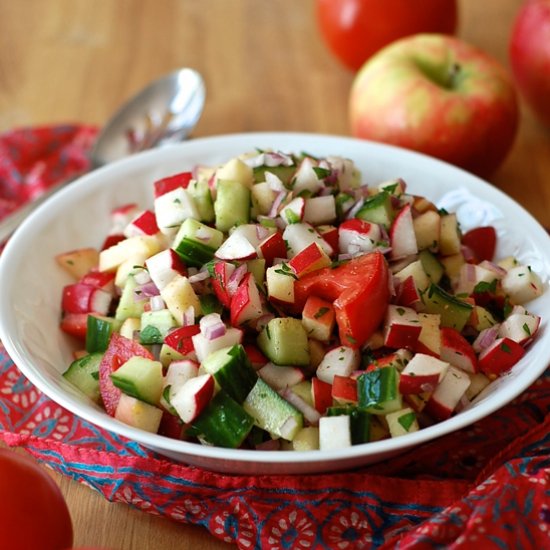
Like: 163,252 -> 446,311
1,132 -> 549,474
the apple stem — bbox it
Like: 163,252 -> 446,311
447,62 -> 461,89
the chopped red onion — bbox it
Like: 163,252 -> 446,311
464,263 -> 477,283
461,245 -> 477,263
346,199 -> 364,220
279,388 -> 321,426
255,224 -> 271,242
200,313 -> 226,340
268,191 -> 287,218
188,270 -> 210,283
479,260 -> 507,277
138,281 -> 160,297
473,325 -> 500,353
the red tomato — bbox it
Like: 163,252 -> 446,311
461,226 -> 497,262
316,0 -> 458,71
293,251 -> 390,347
0,448 -> 73,550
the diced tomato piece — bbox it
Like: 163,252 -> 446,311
461,226 -> 497,262
292,251 -> 390,348
99,333 -> 154,416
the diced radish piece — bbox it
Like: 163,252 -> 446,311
258,363 -> 305,390
439,327 -> 478,373
124,210 -> 160,238
498,312 -> 540,345
145,249 -> 187,291
383,305 -> 422,350
258,231 -> 287,266
265,265 -> 295,305
280,197 -> 305,225
395,275 -> 422,307
230,272 -> 264,326
478,337 -> 526,376
292,157 -> 325,195
363,348 -> 413,374
210,261 -> 236,308
114,393 -> 163,433
101,234 -> 126,251
338,218 -> 382,256
415,313 -> 441,357
55,247 -> 99,280
191,327 -> 243,363
171,373 -> 215,423
389,204 -> 418,260
80,271 -> 116,294
160,359 -> 200,410
154,172 -> 193,198
288,242 -> 331,278
393,259 -> 430,292
331,375 -> 358,404
316,346 -> 360,384
303,196 -> 337,225
501,265 -> 544,304
316,225 -> 339,253
283,222 -> 333,257
399,353 -> 450,394
215,231 -> 258,261
243,343 -> 269,369
60,312 -> 89,341
319,415 -> 351,450
301,296 -> 335,342
61,283 -> 112,315
110,203 -> 140,234
311,377 -> 333,414
424,365 -> 471,421
154,187 -> 199,237
161,325 -> 200,365
455,263 -> 500,296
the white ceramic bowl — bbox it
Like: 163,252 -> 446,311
1,133 -> 549,475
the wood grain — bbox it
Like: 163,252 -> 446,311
0,0 -> 548,548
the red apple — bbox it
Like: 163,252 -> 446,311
509,0 -> 550,128
316,0 -> 458,71
349,34 -> 519,177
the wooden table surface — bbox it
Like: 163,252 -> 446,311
0,0 -> 548,548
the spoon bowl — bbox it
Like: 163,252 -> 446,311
0,67 -> 205,242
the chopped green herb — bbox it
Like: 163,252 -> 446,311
314,307 -> 330,319
398,412 -> 416,431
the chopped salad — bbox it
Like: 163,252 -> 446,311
57,149 -> 545,451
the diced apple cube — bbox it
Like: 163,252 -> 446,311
439,213 -> 461,256
413,210 -> 441,252
386,407 -> 419,437
154,187 -> 200,237
383,305 -> 422,350
56,247 -> 99,279
266,265 -> 295,304
99,236 -> 162,273
114,393 -> 163,433
160,274 -> 202,325
501,265 -> 544,304
424,365 -> 471,421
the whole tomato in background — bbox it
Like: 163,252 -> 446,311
0,448 -> 73,550
509,0 -> 550,128
316,0 -> 458,71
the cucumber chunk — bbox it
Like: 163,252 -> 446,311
201,344 -> 258,403
327,406 -> 371,444
355,191 -> 394,229
357,366 -> 403,415
188,390 -> 254,448
418,249 -> 445,285
115,274 -> 146,321
257,317 -> 310,366
110,356 -> 164,405
86,315 -> 121,353
63,353 -> 102,403
139,309 -> 177,345
215,180 -> 251,232
422,283 -> 474,331
243,378 -> 303,441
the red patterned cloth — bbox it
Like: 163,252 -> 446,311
0,126 -> 549,549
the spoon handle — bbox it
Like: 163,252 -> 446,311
0,171 -> 87,244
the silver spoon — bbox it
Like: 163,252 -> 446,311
0,67 -> 205,242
